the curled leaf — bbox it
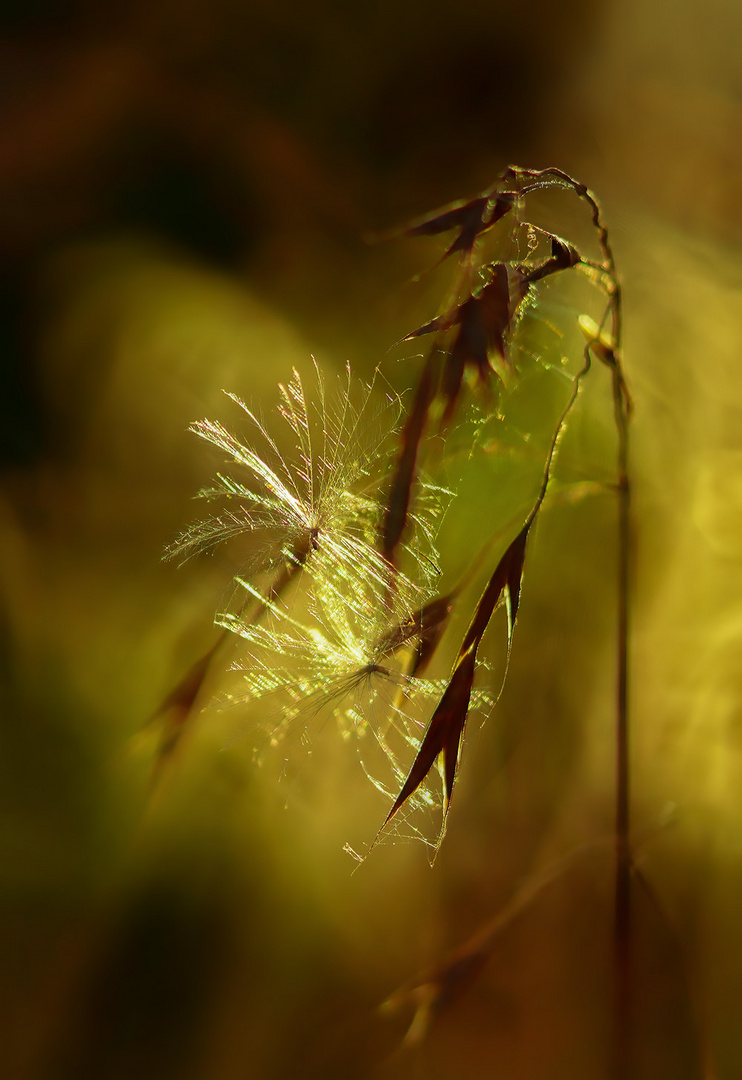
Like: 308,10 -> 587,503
519,233 -> 582,285
400,264 -> 530,427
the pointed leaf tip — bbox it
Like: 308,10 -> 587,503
402,188 -> 518,261
383,651 -> 476,827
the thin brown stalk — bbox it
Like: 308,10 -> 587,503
510,165 -> 633,1077
150,538 -> 309,787
632,865 -> 717,1080
382,836 -> 615,1048
612,357 -> 632,1080
380,166 -> 638,1072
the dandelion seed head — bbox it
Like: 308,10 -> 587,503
214,555 -> 495,859
220,566 -> 430,747
164,360 -> 442,616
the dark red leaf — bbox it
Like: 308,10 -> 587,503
549,234 -> 581,268
382,522 -> 532,824
400,311 -> 456,342
403,189 -> 518,260
383,650 -> 476,824
400,265 -> 529,429
155,644 -> 218,744
438,344 -> 468,428
410,591 -> 456,677
374,590 -> 455,667
382,347 -> 441,564
520,234 -> 582,285
406,196 -> 489,241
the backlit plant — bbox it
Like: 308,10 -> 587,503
162,164 -> 642,1073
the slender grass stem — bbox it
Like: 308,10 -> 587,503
515,166 -> 633,1076
166,163 -> 641,1069
150,548 -> 305,788
612,356 -> 632,1080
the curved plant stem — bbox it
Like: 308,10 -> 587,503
507,165 -> 633,1076
150,548 -> 305,788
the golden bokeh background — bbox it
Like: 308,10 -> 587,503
0,1 -> 740,1077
